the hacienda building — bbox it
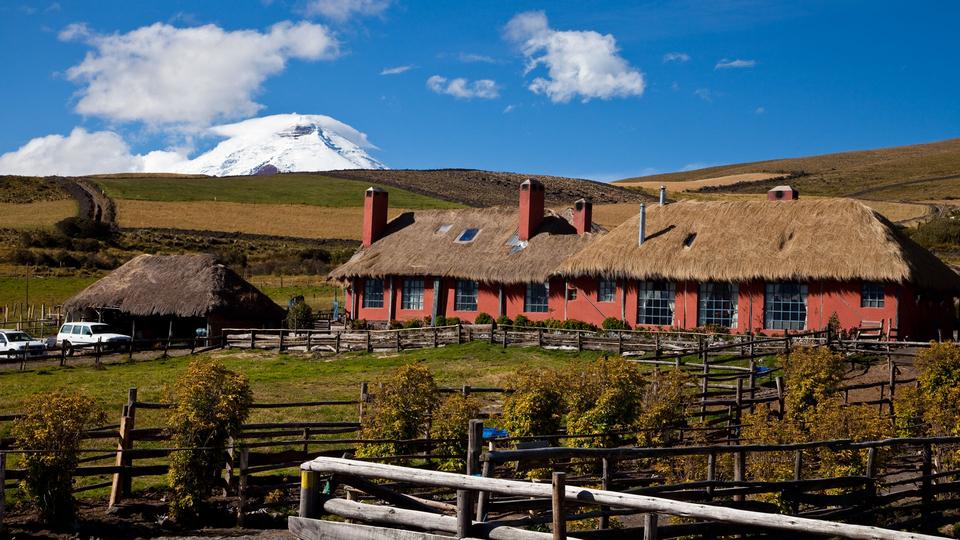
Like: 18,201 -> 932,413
329,181 -> 960,340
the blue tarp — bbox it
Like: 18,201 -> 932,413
483,427 -> 508,439
755,366 -> 772,374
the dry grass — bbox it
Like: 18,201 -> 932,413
858,200 -> 932,224
116,200 -> 410,240
617,173 -> 786,191
592,203 -> 642,229
0,200 -> 77,229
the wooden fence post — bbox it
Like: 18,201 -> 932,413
366,331 -> 372,353
250,330 -> 256,350
396,330 -> 401,352
643,513 -> 658,540
654,332 -> 661,359
748,359 -> 756,412
577,331 -> 582,352
237,446 -> 249,526
334,331 -> 341,354
921,442 -> 932,527
600,457 -> 615,529
306,331 -> 313,352
359,382 -> 369,422
299,470 -> 324,519
108,410 -> 134,507
60,341 -> 66,367
733,450 -> 746,503
617,331 -> 623,356
95,339 -> 103,369
279,329 -> 285,351
456,488 -> 472,538
775,376 -> 785,418
0,451 -> 5,534
552,471 -> 566,540
476,441 -> 494,522
706,451 -> 716,499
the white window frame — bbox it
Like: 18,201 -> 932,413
362,279 -> 384,309
524,282 -> 549,313
598,279 -> 617,303
401,279 -> 425,310
697,282 -> 739,329
454,280 -> 479,312
764,282 -> 808,330
637,281 -> 676,326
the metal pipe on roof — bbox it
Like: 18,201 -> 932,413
638,203 -> 647,246
659,185 -> 667,206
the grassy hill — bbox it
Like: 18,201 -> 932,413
615,137 -> 960,201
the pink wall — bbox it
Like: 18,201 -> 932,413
346,275 -> 955,337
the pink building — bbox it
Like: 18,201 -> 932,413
330,182 -> 960,340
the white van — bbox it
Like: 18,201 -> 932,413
0,330 -> 48,358
56,322 -> 131,354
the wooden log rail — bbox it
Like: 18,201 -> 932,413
294,456 -> 944,540
0,334 -> 227,370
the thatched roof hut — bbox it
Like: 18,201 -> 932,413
329,207 -> 601,284
64,254 -> 284,326
557,198 -> 960,292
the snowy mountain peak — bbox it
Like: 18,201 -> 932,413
176,114 -> 386,176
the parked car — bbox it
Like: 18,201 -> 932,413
56,322 -> 131,355
0,329 -> 48,358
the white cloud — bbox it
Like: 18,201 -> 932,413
504,10 -> 644,103
0,128 -> 187,176
380,65 -> 412,75
459,52 -> 496,64
755,106 -> 766,114
57,22 -> 91,41
427,75 -> 499,100
503,104 -> 516,113
693,88 -> 714,102
305,0 -> 389,22
61,21 -> 339,128
662,52 -> 690,63
715,58 -> 756,69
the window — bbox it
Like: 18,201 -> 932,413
82,326 -> 93,337
764,282 -> 808,330
456,228 -> 480,243
638,281 -> 675,326
697,282 -> 739,328
61,324 -> 73,334
455,280 -> 478,311
567,287 -> 578,300
401,279 -> 424,310
71,326 -> 83,335
598,279 -> 617,303
436,224 -> 453,234
363,279 -> 384,309
524,282 -> 549,313
861,282 -> 885,308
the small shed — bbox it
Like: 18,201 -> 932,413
63,254 -> 284,339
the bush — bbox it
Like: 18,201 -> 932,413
894,342 -> 960,445
565,357 -> 645,447
513,315 -> 531,327
780,347 -> 845,421
560,319 -> 598,331
388,320 -> 403,329
602,317 -> 629,331
402,318 -> 423,329
286,301 -> 314,330
445,316 -> 460,326
432,394 -> 483,471
474,312 -> 494,325
357,364 -> 439,457
54,217 -> 113,239
495,315 -> 512,327
636,370 -> 691,447
167,360 -> 252,522
351,318 -> 369,330
434,315 -> 446,326
12,391 -> 106,525
501,369 -> 565,437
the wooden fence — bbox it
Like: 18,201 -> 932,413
293,447 -> 950,540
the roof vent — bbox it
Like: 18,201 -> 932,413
767,185 -> 799,201
683,232 -> 697,249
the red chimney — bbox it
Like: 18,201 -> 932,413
573,198 -> 592,236
518,179 -> 544,241
767,185 -> 799,201
362,187 -> 388,247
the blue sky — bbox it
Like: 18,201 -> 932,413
1,0 -> 958,180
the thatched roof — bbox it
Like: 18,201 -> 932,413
64,254 -> 285,318
557,199 -> 960,292
329,207 -> 599,284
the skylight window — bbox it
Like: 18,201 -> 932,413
436,224 -> 453,234
456,228 -> 480,243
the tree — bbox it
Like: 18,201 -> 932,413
356,363 -> 439,457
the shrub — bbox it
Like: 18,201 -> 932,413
602,317 -> 629,330
780,347 -> 845,421
403,318 -> 423,329
432,394 -> 483,471
55,217 -> 113,239
167,359 -> 253,522
12,391 -> 106,525
434,315 -> 447,326
495,315 -> 512,327
893,342 -> 960,463
474,313 -> 494,325
501,369 -> 566,437
565,357 -> 645,447
636,370 -> 691,447
445,316 -> 460,326
513,315 -> 531,327
351,318 -> 369,330
388,320 -> 403,329
285,301 -> 314,330
560,319 -> 598,331
357,364 -> 439,457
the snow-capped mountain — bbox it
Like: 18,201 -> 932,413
175,114 -> 386,176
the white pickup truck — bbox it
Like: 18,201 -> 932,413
56,322 -> 131,354
0,330 -> 48,358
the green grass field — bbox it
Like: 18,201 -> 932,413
0,342 -> 604,427
0,272 -> 100,308
94,173 -> 463,209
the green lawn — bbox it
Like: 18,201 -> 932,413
94,173 -> 463,209
0,342 -> 606,428
0,273 -> 100,308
